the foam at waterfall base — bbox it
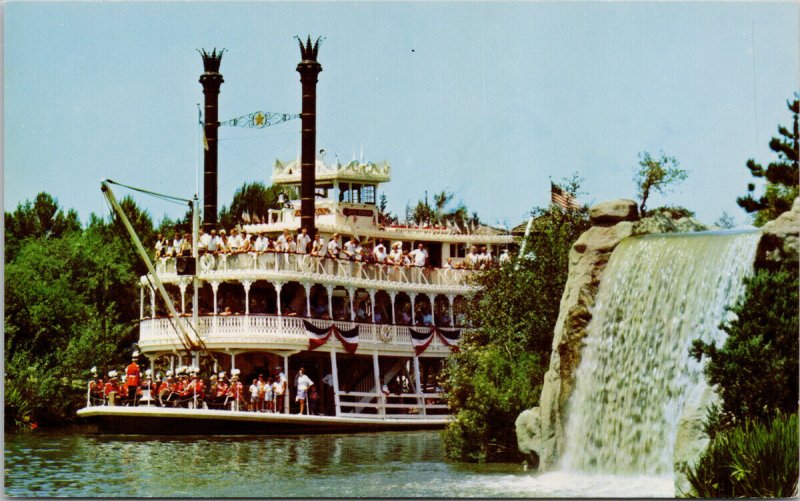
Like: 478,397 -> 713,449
455,471 -> 674,497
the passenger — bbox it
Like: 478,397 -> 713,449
444,257 -> 453,269
326,234 -> 341,259
180,233 -> 193,257
238,232 -> 253,253
273,366 -> 287,413
410,243 -> 428,267
466,245 -> 480,268
172,232 -> 184,256
125,351 -> 141,405
387,242 -> 403,265
296,228 -> 311,254
154,234 -> 166,259
198,228 -> 210,254
250,378 -> 260,412
307,386 -> 320,416
228,229 -> 242,253
373,241 -> 388,263
310,233 -> 324,257
295,367 -> 315,415
265,376 -> 275,412
254,233 -> 268,253
498,249 -> 510,265
276,228 -> 290,249
205,228 -> 217,253
344,236 -> 358,260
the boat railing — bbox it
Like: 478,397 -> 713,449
139,315 -> 458,353
154,253 -> 477,288
336,390 -> 447,418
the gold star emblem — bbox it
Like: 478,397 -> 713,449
253,112 -> 266,127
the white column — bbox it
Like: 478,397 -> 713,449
211,281 -> 220,315
410,294 -> 417,326
150,287 -> 156,319
347,287 -> 356,321
413,355 -> 425,416
303,283 -> 312,318
373,351 -> 383,416
139,284 -> 145,320
427,294 -> 436,326
326,285 -> 334,320
447,294 -> 455,327
330,348 -> 341,417
275,282 -> 284,316
283,354 -> 290,414
231,352 -> 236,370
367,289 -> 377,323
242,280 -> 252,315
179,282 -> 188,315
389,291 -> 397,324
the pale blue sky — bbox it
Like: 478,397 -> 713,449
4,1 -> 799,228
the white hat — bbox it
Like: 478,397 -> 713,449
108,370 -> 118,378
166,370 -> 174,377
145,369 -> 152,376
176,366 -> 186,375
132,351 -> 140,359
90,366 -> 98,375
231,368 -> 241,376
120,375 -> 127,383
218,371 -> 226,379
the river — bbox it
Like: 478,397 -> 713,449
4,429 -> 674,497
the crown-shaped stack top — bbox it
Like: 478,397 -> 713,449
199,48 -> 226,73
296,36 -> 322,62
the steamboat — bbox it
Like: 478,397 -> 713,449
77,38 -> 516,434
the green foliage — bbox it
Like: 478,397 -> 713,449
714,211 -> 736,229
681,413 -> 798,498
441,177 -> 590,462
4,192 -> 81,262
737,95 -> 799,227
405,190 -> 478,228
4,195 -> 152,427
642,205 -> 696,219
218,181 -> 293,229
633,151 -> 689,214
690,265 -> 799,427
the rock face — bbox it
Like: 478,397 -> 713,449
756,197 -> 800,268
516,200 -> 710,471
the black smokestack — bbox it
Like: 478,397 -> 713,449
199,48 -> 225,230
296,36 -> 323,237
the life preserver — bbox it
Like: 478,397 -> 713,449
379,324 -> 393,343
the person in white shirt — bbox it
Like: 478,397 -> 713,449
254,234 -> 267,252
199,228 -> 211,253
207,229 -> 219,253
387,242 -> 403,265
296,228 -> 311,254
466,245 -> 480,268
344,237 -> 358,260
373,241 -> 387,263
327,234 -> 341,259
294,367 -> 314,415
499,249 -> 510,265
217,230 -> 229,254
172,233 -> 184,256
410,243 -> 428,267
249,379 -> 260,412
273,366 -> 288,413
154,233 -> 165,259
276,229 -> 290,249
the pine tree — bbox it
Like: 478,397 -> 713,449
737,95 -> 799,227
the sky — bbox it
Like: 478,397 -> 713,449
4,1 -> 799,229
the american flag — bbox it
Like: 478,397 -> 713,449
551,182 -> 580,210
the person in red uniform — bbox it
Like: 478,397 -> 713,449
229,369 -> 244,411
158,371 -> 174,406
125,352 -> 141,405
215,372 -> 229,409
104,371 -> 121,405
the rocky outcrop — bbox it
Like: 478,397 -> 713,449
516,200 -> 710,470
755,197 -> 800,269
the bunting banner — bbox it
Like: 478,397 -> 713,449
303,320 -> 360,354
408,326 -> 462,355
409,327 -> 434,356
435,327 -> 461,352
332,324 -> 360,354
303,320 -> 332,351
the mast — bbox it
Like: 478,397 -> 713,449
296,36 -> 323,238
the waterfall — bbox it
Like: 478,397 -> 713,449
560,230 -> 761,476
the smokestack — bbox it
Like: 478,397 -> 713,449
296,36 -> 323,238
199,48 -> 225,230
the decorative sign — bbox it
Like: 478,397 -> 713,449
343,208 -> 375,218
219,111 -> 300,129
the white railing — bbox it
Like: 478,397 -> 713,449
337,390 -> 448,418
138,315 -> 458,354
155,254 -> 475,288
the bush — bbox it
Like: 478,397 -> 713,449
690,265 -> 799,427
682,413 -> 799,498
441,181 -> 590,462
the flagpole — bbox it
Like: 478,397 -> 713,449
196,103 -> 201,198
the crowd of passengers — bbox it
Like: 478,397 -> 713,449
89,354 -> 324,414
155,227 -> 509,270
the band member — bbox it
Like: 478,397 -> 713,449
104,371 -> 121,405
125,352 -> 141,405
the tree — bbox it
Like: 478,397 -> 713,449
4,192 -> 81,261
737,96 -> 799,227
218,181 -> 294,229
633,151 -> 689,215
690,263 -> 798,430
714,211 -> 736,229
441,176 -> 590,462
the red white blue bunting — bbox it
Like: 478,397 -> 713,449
408,326 -> 461,356
303,320 -> 360,354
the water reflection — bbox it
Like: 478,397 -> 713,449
5,430 -> 672,497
